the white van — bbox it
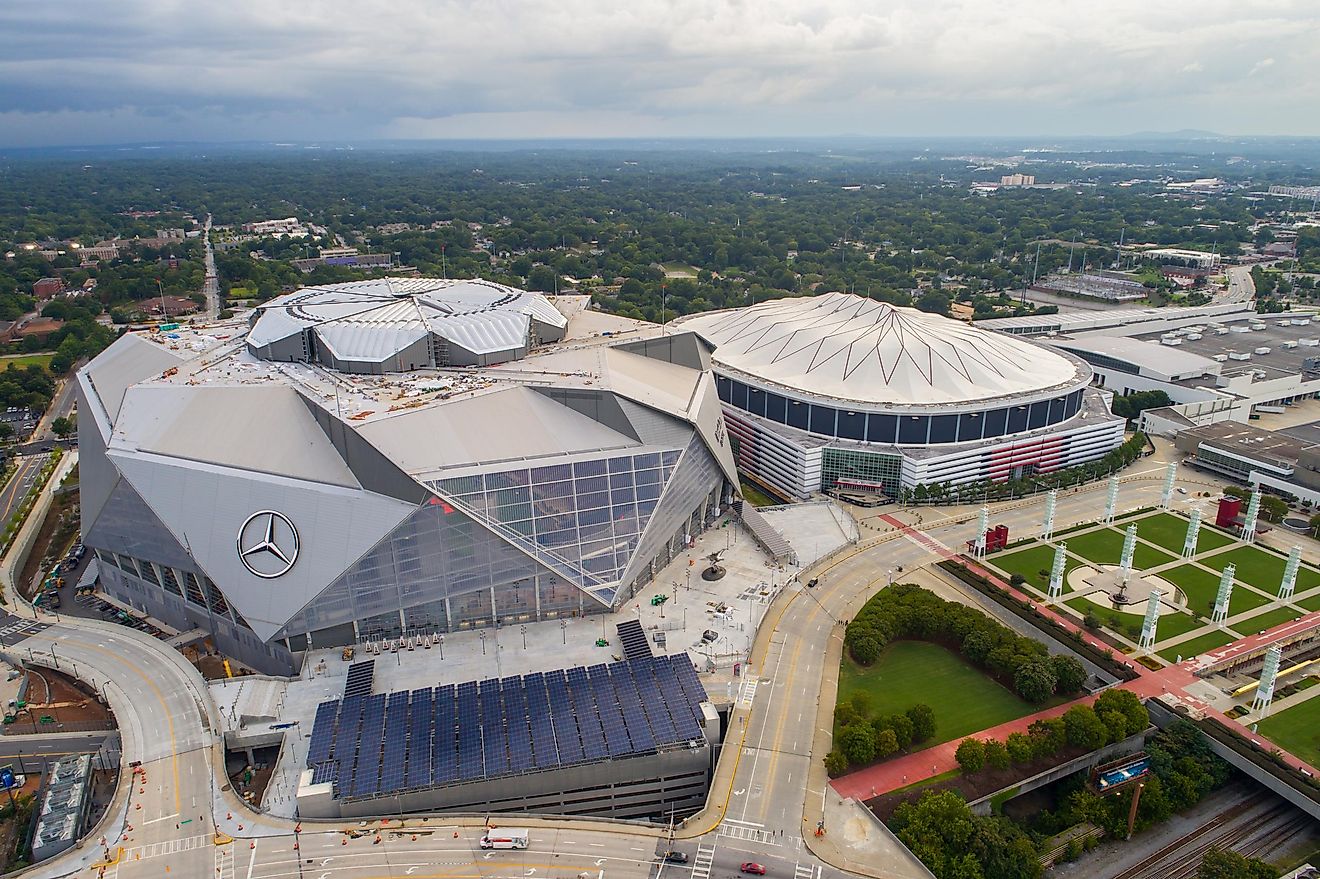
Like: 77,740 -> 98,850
481,829 -> 530,850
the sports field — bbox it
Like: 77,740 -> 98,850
1158,564 -> 1271,618
1064,526 -> 1177,570
837,640 -> 1038,748
1256,695 -> 1320,769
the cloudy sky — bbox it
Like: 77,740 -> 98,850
1,0 -> 1317,147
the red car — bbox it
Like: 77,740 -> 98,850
740,865 -> 766,876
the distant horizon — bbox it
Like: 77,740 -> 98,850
6,129 -> 1320,155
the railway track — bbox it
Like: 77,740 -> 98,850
1111,799 -> 1293,879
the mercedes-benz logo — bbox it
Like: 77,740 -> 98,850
236,510 -> 300,579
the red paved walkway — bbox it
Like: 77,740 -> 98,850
830,517 -> 1320,800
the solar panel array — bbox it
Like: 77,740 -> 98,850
343,660 -> 375,699
615,619 -> 653,661
305,654 -> 706,802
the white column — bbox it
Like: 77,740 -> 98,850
1212,564 -> 1236,624
973,505 -> 988,558
1241,491 -> 1261,543
1252,646 -> 1283,717
1182,509 -> 1202,559
1139,589 -> 1163,649
1042,489 -> 1057,542
1280,545 -> 1301,600
1048,542 -> 1067,600
1160,461 -> 1177,509
1118,523 -> 1138,585
1104,475 -> 1119,524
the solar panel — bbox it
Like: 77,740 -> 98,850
307,700 -> 340,766
634,661 -> 679,743
407,688 -> 433,789
343,660 -> 376,699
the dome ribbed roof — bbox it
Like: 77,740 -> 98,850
680,292 -> 1087,407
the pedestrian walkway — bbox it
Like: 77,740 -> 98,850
831,515 -> 1320,801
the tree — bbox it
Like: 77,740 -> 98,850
1196,848 -> 1276,879
1005,732 -> 1034,765
1094,689 -> 1149,735
1063,705 -> 1109,751
1051,655 -> 1087,694
51,416 -> 74,438
886,713 -> 915,750
1099,710 -> 1130,744
875,728 -> 900,759
955,738 -> 986,773
824,750 -> 848,778
1014,658 -> 1057,703
849,634 -> 883,665
916,290 -> 951,316
984,739 -> 1011,771
526,264 -> 557,292
838,723 -> 877,767
0,423 -> 12,443
907,704 -> 936,743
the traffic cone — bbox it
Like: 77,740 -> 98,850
250,842 -> 255,850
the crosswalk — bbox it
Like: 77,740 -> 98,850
738,678 -> 759,707
690,844 -> 717,879
794,863 -> 821,879
129,833 -> 211,860
718,822 -> 781,846
215,841 -> 234,879
0,619 -> 44,645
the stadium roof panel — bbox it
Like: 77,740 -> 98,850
678,291 -> 1086,408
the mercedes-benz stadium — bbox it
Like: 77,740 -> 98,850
77,278 -> 738,675
677,292 -> 1126,500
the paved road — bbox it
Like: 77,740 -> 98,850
0,731 -> 114,762
1224,263 -> 1261,304
0,453 -> 50,525
202,213 -> 220,319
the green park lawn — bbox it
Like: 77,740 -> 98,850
1064,527 -> 1178,571
1198,545 -> 1320,595
1156,629 -> 1236,663
1064,595 -> 1204,644
1131,512 -> 1234,556
0,353 -> 55,370
1236,606 -> 1307,634
1256,695 -> 1320,769
1298,591 -> 1320,612
1159,564 -> 1271,618
837,640 -> 1038,748
989,544 -> 1082,594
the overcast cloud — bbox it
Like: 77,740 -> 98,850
1,0 -> 1316,146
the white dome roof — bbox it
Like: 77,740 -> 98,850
247,278 -> 567,370
680,292 -> 1087,408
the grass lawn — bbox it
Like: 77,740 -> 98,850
0,353 -> 54,370
739,480 -> 780,508
1236,606 -> 1307,634
1256,695 -> 1320,768
837,640 -> 1039,748
1064,527 -> 1177,571
1199,545 -> 1320,595
1297,591 -> 1320,612
1159,564 -> 1272,618
989,544 -> 1082,594
1132,512 -> 1233,555
1156,630 -> 1235,662
1065,595 -> 1204,643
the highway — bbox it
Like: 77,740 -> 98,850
1223,263 -> 1261,304
0,731 -> 115,762
0,451 -> 1277,879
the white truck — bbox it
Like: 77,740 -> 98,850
480,829 -> 530,850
